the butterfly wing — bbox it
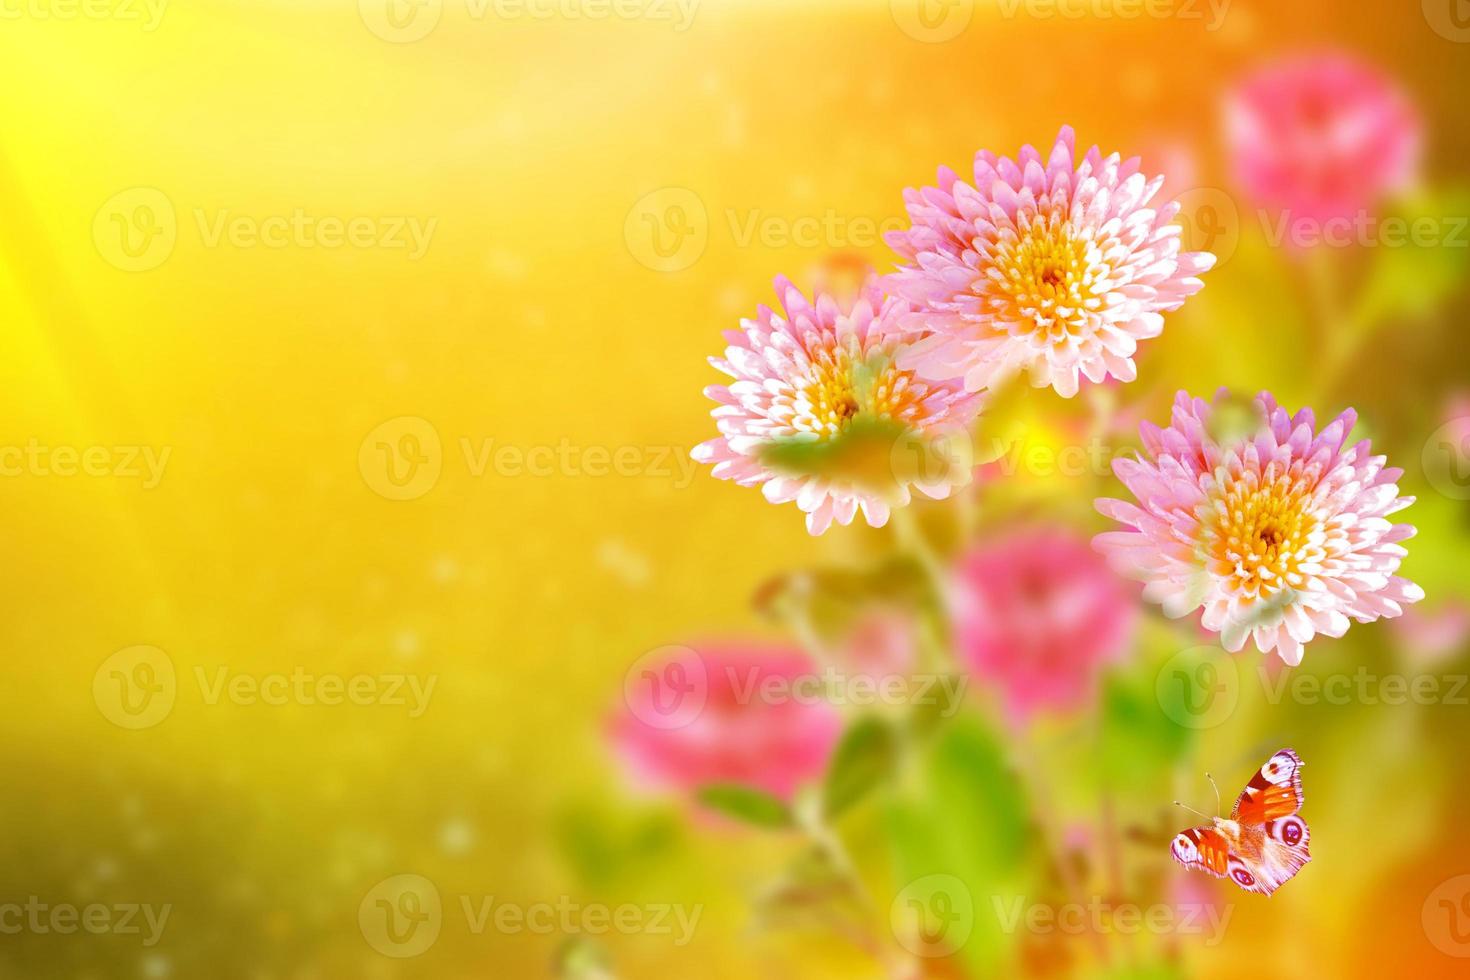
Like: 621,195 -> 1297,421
1227,818 -> 1312,896
1231,748 -> 1304,824
1175,750 -> 1311,896
1170,826 -> 1231,879
1260,817 -> 1312,891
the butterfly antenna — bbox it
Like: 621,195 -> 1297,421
1173,800 -> 1211,819
1205,773 -> 1221,816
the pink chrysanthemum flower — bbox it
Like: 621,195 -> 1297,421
1225,53 -> 1421,228
692,275 -> 983,535
1094,390 -> 1425,665
886,126 -> 1215,399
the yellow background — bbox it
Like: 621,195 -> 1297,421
1,0 -> 1468,976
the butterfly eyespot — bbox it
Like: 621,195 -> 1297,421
1282,822 -> 1302,845
1232,868 -> 1255,886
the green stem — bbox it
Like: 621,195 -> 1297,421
798,807 -> 916,980
1305,248 -> 1364,399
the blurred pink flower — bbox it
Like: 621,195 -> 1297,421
950,527 -> 1137,723
611,643 -> 841,802
1390,602 -> 1470,666
1095,390 -> 1424,666
886,125 -> 1214,398
692,274 -> 982,535
1224,53 -> 1421,227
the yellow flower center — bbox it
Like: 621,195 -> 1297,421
988,214 -> 1103,345
796,344 -> 924,440
1204,466 -> 1324,599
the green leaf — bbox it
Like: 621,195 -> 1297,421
883,716 -> 1036,975
756,414 -> 907,489
696,783 -> 793,828
1095,653 -> 1192,795
822,716 -> 898,819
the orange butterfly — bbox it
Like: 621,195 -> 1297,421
1169,748 -> 1311,896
